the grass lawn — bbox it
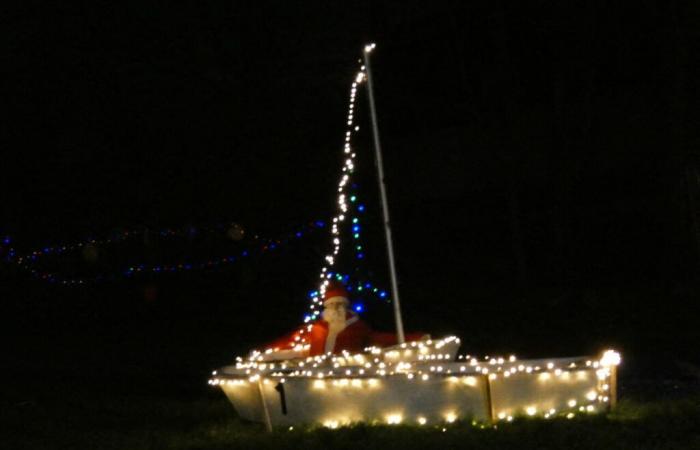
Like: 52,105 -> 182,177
3,377 -> 700,450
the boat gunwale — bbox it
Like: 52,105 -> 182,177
213,355 -> 599,381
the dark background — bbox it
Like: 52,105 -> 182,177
3,1 -> 700,396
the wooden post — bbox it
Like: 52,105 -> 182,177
609,366 -> 618,409
481,375 -> 496,422
257,380 -> 273,432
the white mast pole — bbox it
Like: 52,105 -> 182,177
362,43 -> 406,344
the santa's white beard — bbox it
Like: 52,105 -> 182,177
322,308 -> 346,326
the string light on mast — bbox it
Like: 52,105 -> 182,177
308,47 -> 373,321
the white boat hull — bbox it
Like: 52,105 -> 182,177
213,353 -> 616,428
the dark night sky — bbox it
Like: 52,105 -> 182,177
3,1 -> 700,371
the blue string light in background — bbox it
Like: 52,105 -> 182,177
313,270 -> 390,307
2,221 -> 326,285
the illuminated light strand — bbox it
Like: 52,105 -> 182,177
0,235 -> 16,263
305,271 -> 390,318
325,184 -> 382,313
210,346 -> 621,425
325,272 -> 389,300
309,52 -> 371,322
15,225 -> 224,262
344,184 -> 368,262
5,221 -> 325,285
13,220 -> 322,263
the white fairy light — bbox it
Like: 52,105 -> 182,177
308,51 -> 369,318
600,350 -> 621,367
213,346 -> 621,426
386,413 -> 403,424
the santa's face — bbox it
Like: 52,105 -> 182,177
322,301 -> 347,324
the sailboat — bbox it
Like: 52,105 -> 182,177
210,44 -> 621,430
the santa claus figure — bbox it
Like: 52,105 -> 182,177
259,282 -> 427,360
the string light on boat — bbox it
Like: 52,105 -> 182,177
310,56 -> 369,320
211,345 -> 620,425
310,272 -> 390,305
600,350 -> 621,367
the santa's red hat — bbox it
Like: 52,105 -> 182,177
323,282 -> 349,306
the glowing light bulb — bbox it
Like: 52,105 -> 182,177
600,350 -> 621,367
386,414 -> 402,424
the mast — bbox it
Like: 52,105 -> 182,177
362,43 -> 406,344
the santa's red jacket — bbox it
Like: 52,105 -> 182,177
264,312 -> 426,356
